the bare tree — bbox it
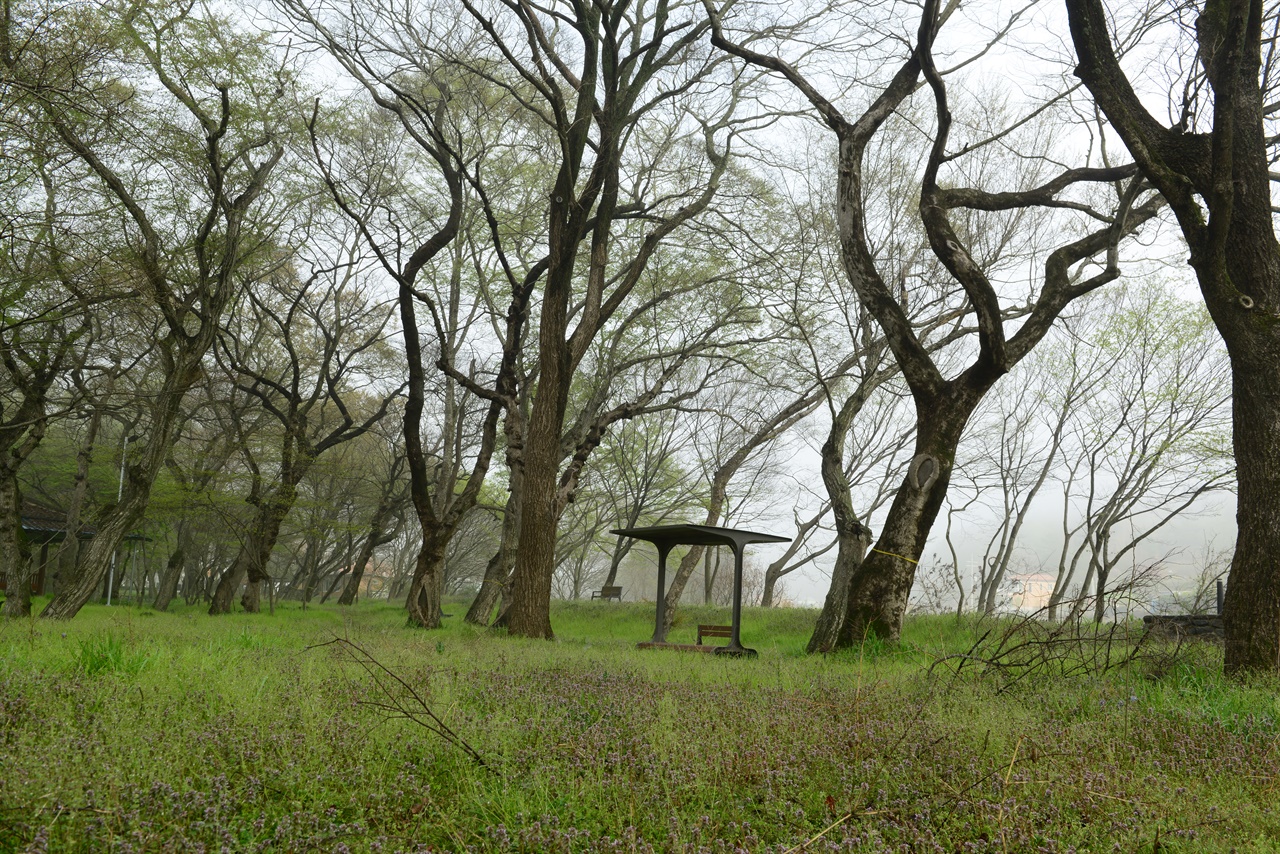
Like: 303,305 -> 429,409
1044,283 -> 1233,623
207,235 -> 402,614
709,0 -> 1163,647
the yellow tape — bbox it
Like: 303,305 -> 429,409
871,548 -> 919,565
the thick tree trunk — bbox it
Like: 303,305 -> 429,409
807,390 -> 875,650
1064,0 -> 1280,673
208,552 -> 249,615
242,580 -> 262,613
209,480 -> 299,615
466,548 -> 512,626
807,539 -> 868,653
42,490 -> 145,619
0,470 -> 32,618
1222,356 -> 1280,671
405,532 -> 449,629
505,372 -> 567,638
838,398 -> 975,644
466,466 -> 523,624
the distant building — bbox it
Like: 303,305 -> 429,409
1008,572 -> 1055,613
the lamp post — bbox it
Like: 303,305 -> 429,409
106,433 -> 130,606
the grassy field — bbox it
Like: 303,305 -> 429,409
0,598 -> 1277,852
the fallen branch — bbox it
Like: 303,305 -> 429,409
309,636 -> 490,770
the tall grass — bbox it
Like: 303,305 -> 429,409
0,599 -> 1276,852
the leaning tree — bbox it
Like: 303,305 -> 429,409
708,0 -> 1165,645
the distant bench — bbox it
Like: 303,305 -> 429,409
591,585 -> 623,602
697,624 -> 732,645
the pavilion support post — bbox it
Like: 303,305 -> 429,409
730,542 -> 744,648
715,538 -> 755,656
651,542 -> 674,644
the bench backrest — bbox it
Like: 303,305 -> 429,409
697,624 -> 733,641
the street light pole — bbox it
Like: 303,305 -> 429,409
106,433 -> 128,606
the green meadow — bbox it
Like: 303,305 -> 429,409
0,600 -> 1277,852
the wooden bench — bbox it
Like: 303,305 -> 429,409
697,624 -> 733,645
591,585 -> 623,602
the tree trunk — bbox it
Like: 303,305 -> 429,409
338,501 -> 397,606
505,366 -> 567,638
1063,0 -> 1280,673
405,531 -> 449,629
1222,359 -> 1280,671
466,545 -> 514,625
761,564 -> 778,608
0,470 -> 32,618
465,466 -> 523,624
703,548 -> 717,605
42,342 -> 215,620
320,569 -> 349,604
152,519 -> 191,611
837,397 -> 975,644
152,538 -> 185,612
209,552 -> 249,615
807,388 -> 876,650
209,478 -> 300,615
807,540 -> 868,653
53,406 -> 106,585
659,480 -> 730,632
42,483 -> 149,620
1093,563 -> 1110,624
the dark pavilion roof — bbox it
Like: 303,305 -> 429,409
611,523 -> 791,547
21,500 -> 94,540
20,500 -> 144,543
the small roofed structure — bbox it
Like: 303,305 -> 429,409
612,523 -> 790,657
0,500 -> 142,597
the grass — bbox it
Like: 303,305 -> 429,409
0,597 -> 1277,852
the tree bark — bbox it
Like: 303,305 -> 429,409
405,531 -> 449,629
338,493 -> 401,607
209,482 -> 297,615
151,522 -> 188,612
0,469 -> 32,618
465,470 -> 522,625
838,391 -> 977,642
506,388 -> 565,638
806,381 -> 881,649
